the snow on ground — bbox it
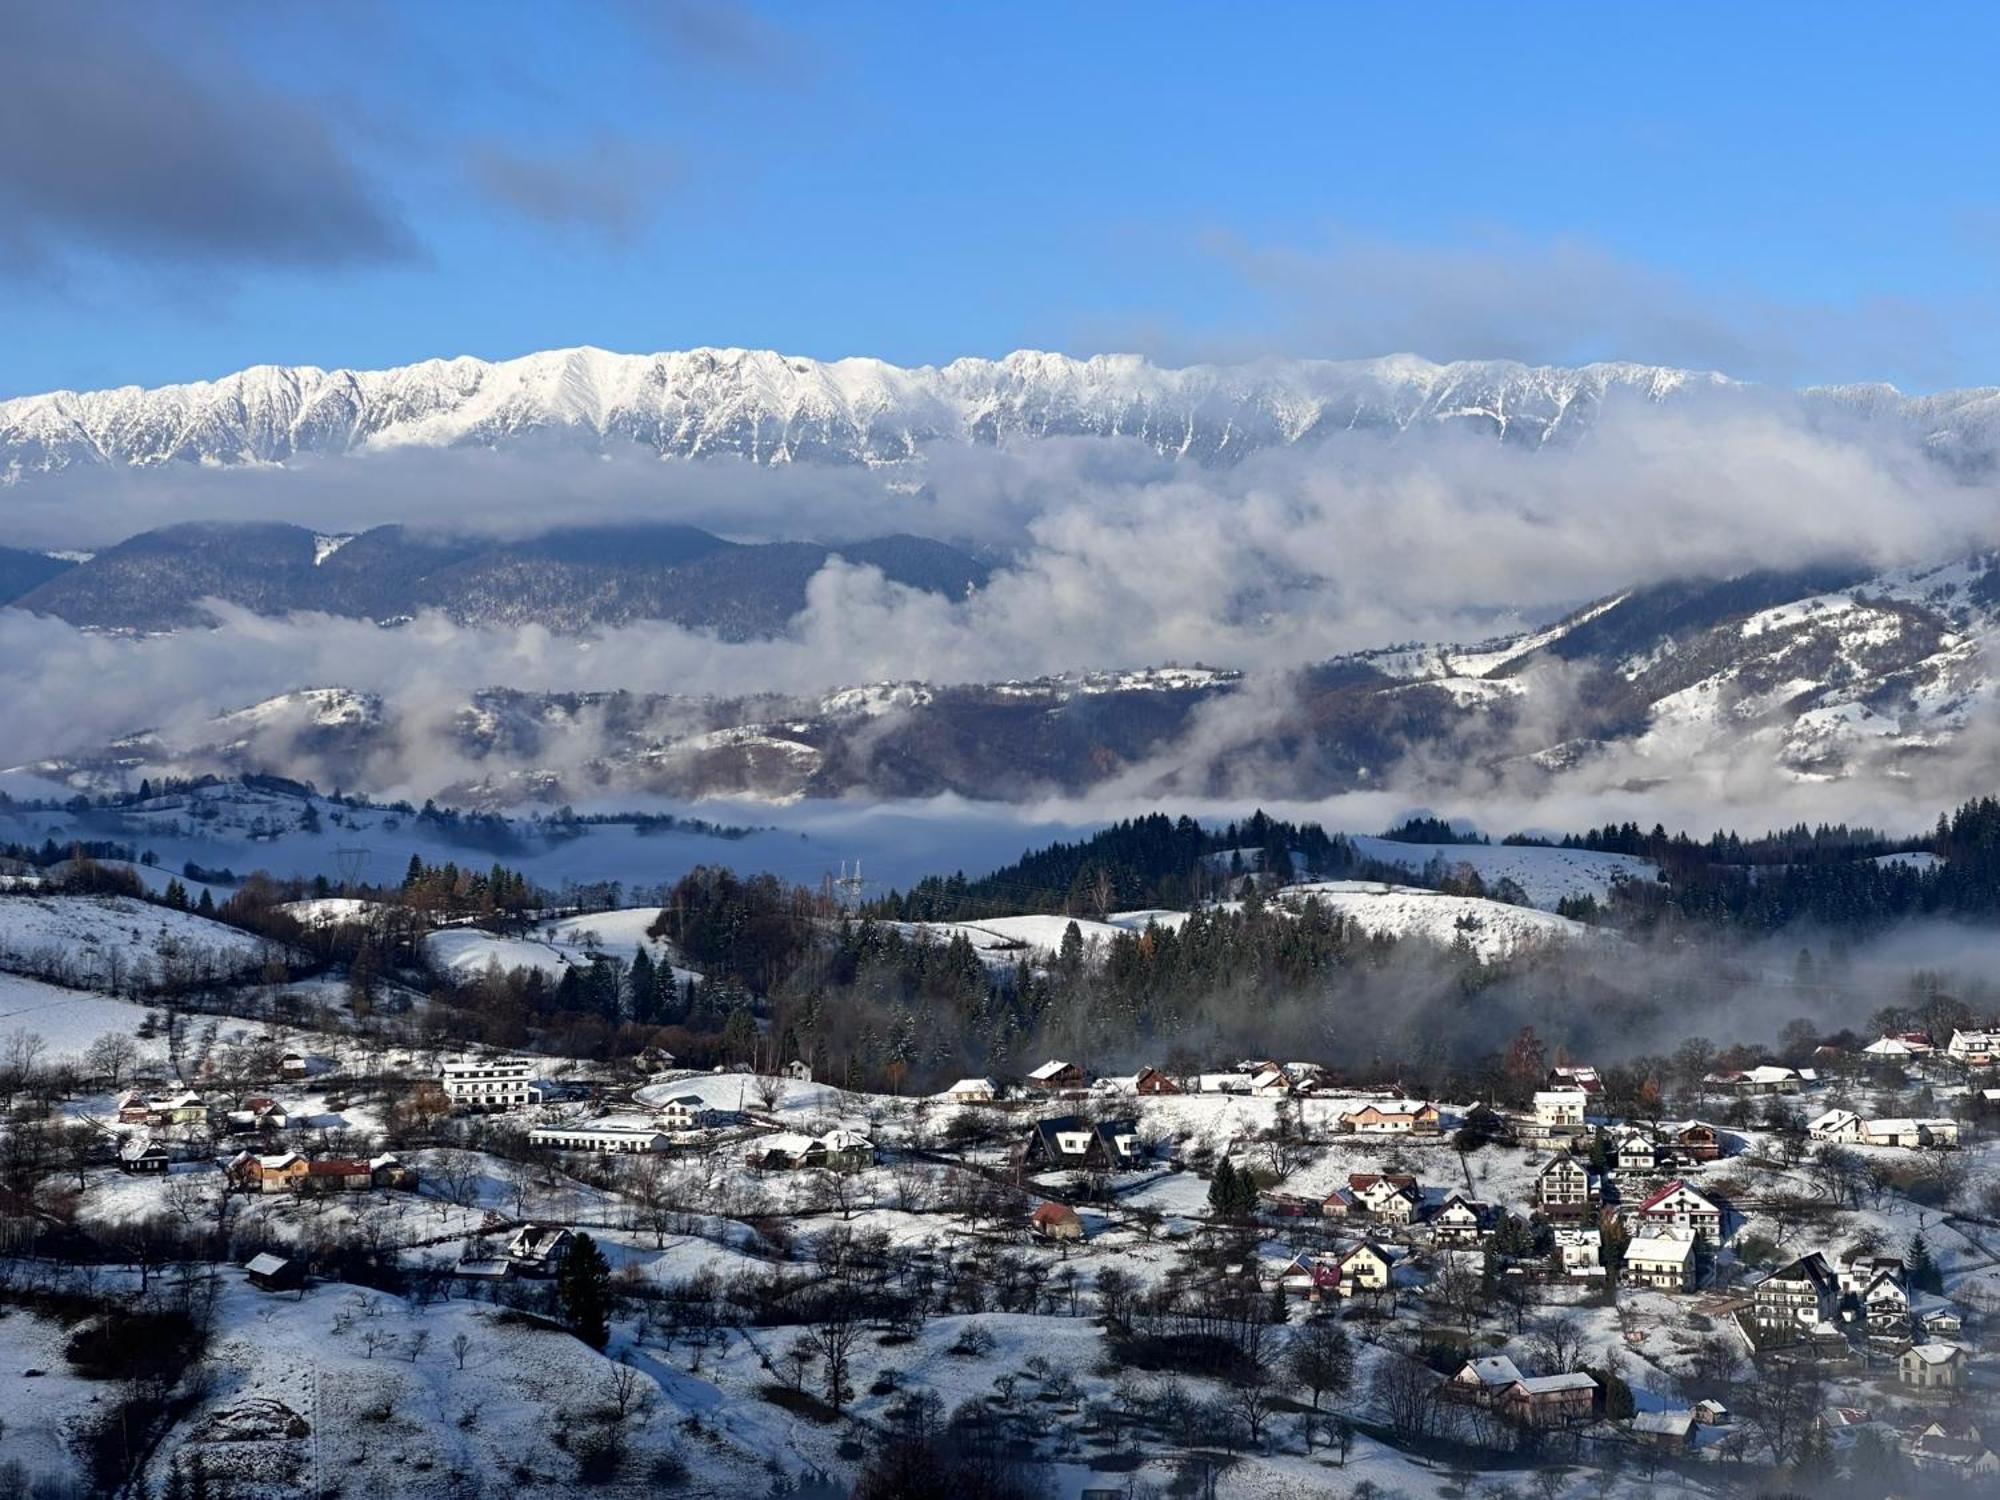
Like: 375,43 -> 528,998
1279,880 -> 1610,959
0,892 -> 281,984
1348,834 -> 1656,909
422,909 -> 702,985
277,897 -> 385,927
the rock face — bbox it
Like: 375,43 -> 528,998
0,345 -> 1742,475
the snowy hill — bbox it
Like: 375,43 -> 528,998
1347,835 -> 1656,908
0,893 -> 282,987
0,345 -> 1737,476
1277,880 -> 1610,960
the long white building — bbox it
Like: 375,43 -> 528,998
440,1059 -> 545,1112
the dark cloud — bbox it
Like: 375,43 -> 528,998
0,1 -> 418,275
466,138 -> 675,244
619,0 -> 803,80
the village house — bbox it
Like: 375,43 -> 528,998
225,1096 -> 291,1134
244,1252 -> 305,1294
1133,1067 -> 1182,1095
1945,1028 -> 2000,1066
1342,1172 -> 1421,1225
369,1153 -> 418,1190
439,1058 -> 545,1113
1020,1115 -> 1139,1172
280,1052 -> 310,1078
1907,1429 -> 2000,1477
1335,1240 -> 1394,1295
1554,1226 -> 1603,1278
1247,1066 -> 1293,1099
655,1094 -> 713,1130
1026,1059 -> 1087,1094
1856,1268 -> 1912,1337
1753,1253 -> 1842,1340
1899,1343 -> 1965,1391
1657,1120 -> 1725,1162
782,1059 -> 813,1082
944,1076 -> 999,1103
1430,1193 -> 1491,1245
118,1138 -> 170,1175
1611,1130 -> 1658,1176
529,1120 -> 671,1154
1339,1101 -> 1441,1135
1624,1231 -> 1698,1292
1535,1155 -> 1598,1218
1632,1180 -> 1724,1240
1547,1064 -> 1602,1095
1530,1089 -> 1588,1140
226,1151 -> 310,1194
1707,1064 -> 1807,1095
1918,1308 -> 1965,1341
505,1224 -> 573,1277
746,1129 -> 877,1172
1861,1117 -> 1959,1149
1809,1108 -> 1864,1143
1629,1410 -> 1695,1449
305,1158 -> 372,1193
1276,1250 -> 1344,1300
1030,1201 -> 1084,1242
1450,1357 -> 1599,1426
1840,1252 -> 1907,1296
1863,1034 -> 1930,1060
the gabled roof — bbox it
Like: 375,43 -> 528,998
244,1252 -> 294,1277
1028,1059 -> 1076,1080
1636,1179 -> 1717,1215
1904,1342 -> 1964,1366
1031,1200 -> 1080,1226
1759,1252 -> 1837,1294
1461,1355 -> 1524,1386
946,1076 -> 997,1094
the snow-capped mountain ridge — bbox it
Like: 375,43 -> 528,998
0,345 -> 1744,476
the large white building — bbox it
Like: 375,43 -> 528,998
527,1120 -> 670,1154
440,1059 -> 544,1112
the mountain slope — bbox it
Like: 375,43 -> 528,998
9,519 -> 992,633
0,346 -> 1739,476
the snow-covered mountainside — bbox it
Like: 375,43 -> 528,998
0,346 -> 1735,475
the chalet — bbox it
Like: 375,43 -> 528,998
1945,1028 -> 2000,1066
306,1158 -> 372,1193
118,1138 -> 170,1175
1554,1226 -> 1603,1278
1899,1343 -> 1965,1390
280,1052 -> 310,1078
1624,1231 -> 1697,1292
655,1094 -> 713,1130
1753,1253 -> 1841,1339
1857,1268 -> 1911,1336
1459,1102 -> 1514,1144
1709,1064 -> 1806,1095
244,1252 -> 305,1294
1808,1109 -> 1864,1143
529,1121 -> 671,1154
1632,1180 -> 1723,1240
1020,1115 -> 1139,1172
226,1151 -> 310,1194
1908,1431 -> 1999,1476
157,1092 -> 212,1128
1133,1067 -> 1181,1095
1450,1357 -> 1598,1426
1346,1172 -> 1421,1224
1535,1155 -> 1597,1218
1026,1060 -> 1087,1094
1430,1193 -> 1490,1245
1611,1130 -> 1658,1175
1861,1117 -> 1958,1149
944,1077 -> 998,1103
440,1059 -> 544,1112
369,1154 -> 419,1190
505,1224 -> 573,1277
1839,1252 -> 1906,1296
1659,1120 -> 1724,1162
746,1132 -> 819,1171
1336,1240 -> 1394,1295
1339,1101 -> 1440,1135
116,1091 -> 155,1125
226,1096 -> 290,1133
1918,1308 -> 1965,1340
1630,1410 -> 1694,1449
1031,1201 -> 1084,1241
782,1059 -> 813,1082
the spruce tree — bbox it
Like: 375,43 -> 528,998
557,1232 -> 612,1349
1208,1159 -> 1239,1218
629,947 -> 658,1025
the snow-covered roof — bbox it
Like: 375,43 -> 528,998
1461,1355 -> 1523,1386
946,1077 -> 997,1094
245,1252 -> 292,1277
1627,1233 -> 1696,1266
1028,1059 -> 1074,1080
1904,1343 -> 1964,1365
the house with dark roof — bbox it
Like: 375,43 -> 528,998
1753,1253 -> 1840,1341
1020,1115 -> 1139,1172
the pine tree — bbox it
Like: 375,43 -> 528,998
629,946 -> 658,1025
195,887 -> 215,916
557,1232 -> 612,1348
1908,1231 -> 1943,1294
403,853 -> 425,889
1208,1158 -> 1239,1219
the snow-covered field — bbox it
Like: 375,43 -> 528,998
0,893 -> 281,985
422,908 -> 702,985
1348,834 -> 1656,908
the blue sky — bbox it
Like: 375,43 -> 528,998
3,1 -> 1997,396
